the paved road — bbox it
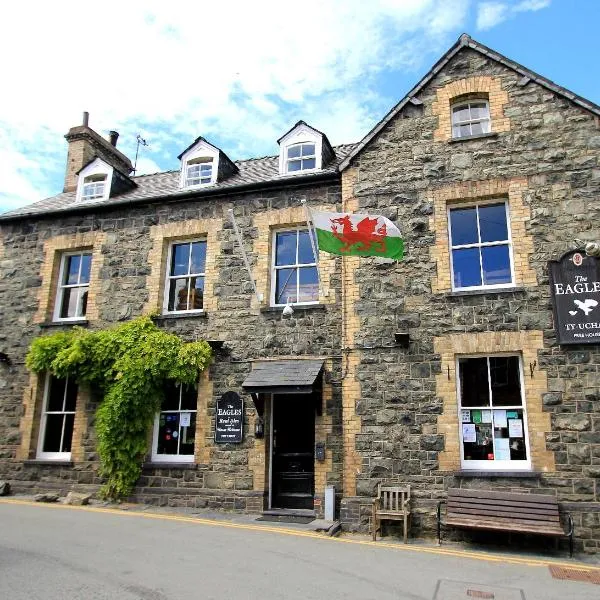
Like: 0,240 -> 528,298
0,501 -> 598,600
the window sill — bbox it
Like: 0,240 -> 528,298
452,470 -> 541,479
152,312 -> 208,322
445,286 -> 525,298
24,459 -> 74,467
448,132 -> 498,143
260,304 -> 326,314
142,462 -> 196,470
39,320 -> 89,329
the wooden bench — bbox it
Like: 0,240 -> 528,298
372,484 -> 411,543
437,488 -> 574,556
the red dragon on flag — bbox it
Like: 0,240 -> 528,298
329,214 -> 388,254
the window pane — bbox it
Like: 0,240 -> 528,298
65,255 -> 81,285
493,408 -> 527,461
78,288 -> 89,317
452,248 -> 482,288
298,230 -> 315,264
42,415 -> 64,452
171,243 -> 191,276
301,143 -> 315,156
61,413 -> 75,453
452,105 -> 470,122
180,385 -> 198,410
276,268 -> 297,304
157,412 -> 180,455
47,376 -> 66,412
449,207 -> 478,246
287,160 -> 302,172
189,277 -> 204,310
298,267 -> 318,302
168,278 -> 189,311
470,103 -> 488,119
480,119 -> 491,134
79,254 -> 92,284
490,356 -> 522,406
458,124 -> 471,137
287,145 -> 301,159
482,245 -> 512,285
275,232 -> 297,266
60,287 -> 79,318
459,357 -> 490,407
179,412 -> 196,455
470,121 -> 484,135
302,158 -> 316,170
190,242 -> 206,274
462,422 -> 494,462
479,204 -> 508,242
161,383 -> 181,411
64,379 -> 78,412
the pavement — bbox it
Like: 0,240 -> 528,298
1,495 -> 599,599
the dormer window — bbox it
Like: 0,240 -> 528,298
286,143 -> 316,172
82,174 -> 106,200
186,157 -> 213,187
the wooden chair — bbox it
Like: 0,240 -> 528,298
372,484 -> 411,543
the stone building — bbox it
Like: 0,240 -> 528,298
1,34 -> 599,553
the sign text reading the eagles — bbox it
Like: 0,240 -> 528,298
214,391 -> 244,443
549,251 -> 600,345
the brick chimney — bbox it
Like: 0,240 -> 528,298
63,112 -> 133,192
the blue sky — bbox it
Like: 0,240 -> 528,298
1,0 -> 598,213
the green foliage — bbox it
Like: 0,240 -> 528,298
26,316 -> 212,500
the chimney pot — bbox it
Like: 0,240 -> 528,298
83,111 -> 89,127
109,130 -> 119,147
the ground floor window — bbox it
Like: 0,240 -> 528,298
37,374 -> 77,460
457,355 -> 530,470
151,382 -> 197,462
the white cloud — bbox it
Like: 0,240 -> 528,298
476,0 -> 551,30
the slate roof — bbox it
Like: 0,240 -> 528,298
340,33 -> 600,170
0,144 -> 358,221
242,359 -> 324,394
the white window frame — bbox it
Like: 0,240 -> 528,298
81,174 -> 106,201
76,157 -> 113,202
179,140 -> 219,190
448,199 -> 515,292
285,142 -> 317,174
456,353 -> 531,471
278,123 -> 323,175
37,373 -> 77,461
54,251 -> 92,322
451,99 -> 491,138
185,157 -> 214,188
163,239 -> 207,315
270,227 -> 319,307
151,384 -> 198,463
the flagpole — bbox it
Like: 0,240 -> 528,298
227,209 -> 263,304
300,199 -> 323,297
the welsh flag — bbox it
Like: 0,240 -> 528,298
310,209 -> 404,260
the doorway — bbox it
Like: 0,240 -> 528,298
270,394 -> 315,510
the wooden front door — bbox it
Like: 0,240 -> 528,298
271,394 -> 315,510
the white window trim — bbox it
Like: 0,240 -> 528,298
162,239 -> 207,315
451,99 -> 491,138
448,199 -> 516,292
179,141 -> 219,189
53,251 -> 92,322
270,227 -> 319,307
151,385 -> 198,463
37,373 -> 76,461
456,353 -> 532,471
76,157 -> 113,203
284,142 -> 317,174
278,124 -> 323,175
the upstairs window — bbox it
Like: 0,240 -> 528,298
152,382 -> 197,462
55,251 -> 92,321
458,355 -> 530,470
451,100 -> 490,138
38,374 -> 78,460
164,240 -> 206,313
286,143 -> 316,172
448,201 -> 513,291
271,228 -> 318,306
81,174 -> 106,200
186,157 -> 213,187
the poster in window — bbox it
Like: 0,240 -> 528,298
481,409 -> 492,423
461,409 -> 471,423
472,410 -> 482,424
495,438 -> 510,460
508,418 -> 523,438
214,391 -> 244,444
462,423 -> 476,443
180,412 -> 191,428
495,410 -> 507,428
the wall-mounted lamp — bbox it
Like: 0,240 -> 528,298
254,416 -> 265,439
282,303 -> 294,318
394,332 -> 410,348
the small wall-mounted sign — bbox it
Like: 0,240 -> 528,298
214,391 -> 244,444
549,250 -> 600,345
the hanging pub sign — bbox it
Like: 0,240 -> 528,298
549,250 -> 600,345
214,391 -> 244,444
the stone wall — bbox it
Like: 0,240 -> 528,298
0,182 -> 344,515
341,46 -> 600,553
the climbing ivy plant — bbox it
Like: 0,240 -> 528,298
26,316 -> 212,500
